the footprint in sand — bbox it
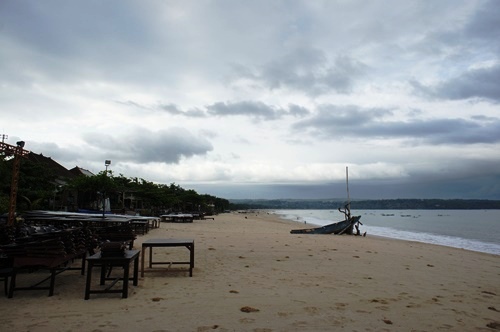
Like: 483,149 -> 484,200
482,290 -> 496,296
196,325 -> 219,331
304,306 -> 320,315
486,321 -> 500,330
335,303 -> 348,310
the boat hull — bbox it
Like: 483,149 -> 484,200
290,216 -> 361,235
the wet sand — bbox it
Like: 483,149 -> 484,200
1,211 -> 499,331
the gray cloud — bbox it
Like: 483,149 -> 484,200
116,100 -> 153,110
293,105 -> 500,144
118,101 -> 207,118
82,127 -> 213,164
206,101 -> 283,120
121,100 -> 312,120
206,101 -> 310,120
17,141 -> 81,166
288,104 -> 310,117
156,103 -> 205,117
463,0 -> 500,47
411,1 -> 500,58
411,64 -> 500,102
158,103 -> 184,115
293,105 -> 392,133
1,2 -> 147,81
231,48 -> 367,95
407,1 -> 500,103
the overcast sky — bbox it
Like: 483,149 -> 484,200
1,0 -> 499,200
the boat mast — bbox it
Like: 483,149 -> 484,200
346,166 -> 351,218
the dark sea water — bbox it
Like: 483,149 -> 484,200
272,209 -> 500,255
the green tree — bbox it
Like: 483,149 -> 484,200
0,157 -> 60,212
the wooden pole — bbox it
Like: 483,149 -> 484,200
346,166 -> 350,203
346,166 -> 351,218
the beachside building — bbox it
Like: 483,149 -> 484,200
22,153 -> 102,212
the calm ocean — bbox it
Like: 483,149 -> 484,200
272,209 -> 500,255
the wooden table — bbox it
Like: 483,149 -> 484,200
141,239 -> 194,277
85,249 -> 140,300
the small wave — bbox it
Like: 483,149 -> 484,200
365,226 -> 500,255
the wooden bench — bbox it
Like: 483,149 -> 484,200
84,249 -> 140,299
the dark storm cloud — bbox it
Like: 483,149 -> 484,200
231,48 -> 367,95
411,64 -> 500,103
189,172 -> 500,200
206,101 -> 310,120
82,128 -> 213,164
293,105 -> 500,144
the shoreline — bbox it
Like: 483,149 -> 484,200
269,209 -> 500,256
1,211 -> 499,331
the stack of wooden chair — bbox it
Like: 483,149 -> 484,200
0,226 -> 96,298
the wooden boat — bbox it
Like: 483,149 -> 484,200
290,167 -> 364,235
290,215 -> 361,235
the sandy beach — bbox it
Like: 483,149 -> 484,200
1,211 -> 499,331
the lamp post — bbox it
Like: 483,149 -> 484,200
103,160 -> 111,218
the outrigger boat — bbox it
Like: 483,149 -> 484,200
290,204 -> 362,235
290,167 -> 364,235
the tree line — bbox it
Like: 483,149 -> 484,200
0,157 -> 230,216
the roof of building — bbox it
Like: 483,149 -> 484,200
69,166 -> 94,177
26,152 -> 77,180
